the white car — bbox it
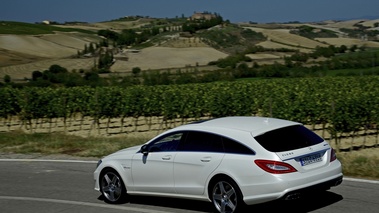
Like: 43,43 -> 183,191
94,116 -> 343,213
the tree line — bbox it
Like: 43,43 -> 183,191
1,45 -> 378,88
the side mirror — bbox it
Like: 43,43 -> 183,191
141,145 -> 149,155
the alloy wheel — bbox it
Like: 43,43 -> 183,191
212,180 -> 238,213
101,171 -> 124,203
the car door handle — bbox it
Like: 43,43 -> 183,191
162,155 -> 172,160
201,157 -> 211,162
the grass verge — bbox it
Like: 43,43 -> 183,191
0,131 -> 378,180
337,149 -> 379,180
0,131 -> 148,158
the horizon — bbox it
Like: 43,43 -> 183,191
2,14 -> 379,25
1,0 -> 379,24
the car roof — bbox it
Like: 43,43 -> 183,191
177,116 -> 301,137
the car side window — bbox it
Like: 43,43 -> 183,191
180,131 -> 223,152
222,137 -> 255,155
148,132 -> 183,152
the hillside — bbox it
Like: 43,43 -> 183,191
0,18 -> 379,80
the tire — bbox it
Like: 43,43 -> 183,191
210,177 -> 244,213
100,169 -> 127,204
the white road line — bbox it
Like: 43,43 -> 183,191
343,177 -> 379,184
0,196 -> 173,213
0,159 -> 97,164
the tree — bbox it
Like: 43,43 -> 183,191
132,67 -> 141,77
338,45 -> 348,53
118,29 -> 138,46
235,63 -> 249,78
32,71 -> 43,81
3,75 -> 11,83
49,64 -> 68,74
64,73 -> 84,87
88,42 -> 95,54
350,45 -> 358,52
84,44 -> 88,54
98,51 -> 114,71
84,71 -> 99,81
98,29 -> 119,41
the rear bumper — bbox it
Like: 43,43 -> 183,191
281,175 -> 343,200
241,160 -> 343,205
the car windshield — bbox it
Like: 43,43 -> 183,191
254,125 -> 324,152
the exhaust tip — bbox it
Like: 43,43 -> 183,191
334,179 -> 343,186
284,193 -> 301,200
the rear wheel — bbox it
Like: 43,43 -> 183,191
211,178 -> 243,213
100,169 -> 127,204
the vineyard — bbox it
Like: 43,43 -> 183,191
1,76 -> 379,151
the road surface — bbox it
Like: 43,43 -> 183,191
0,159 -> 378,213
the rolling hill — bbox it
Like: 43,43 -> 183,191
0,18 -> 379,81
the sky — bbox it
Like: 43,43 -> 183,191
1,0 -> 379,24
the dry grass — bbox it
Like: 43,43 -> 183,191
246,27 -> 327,51
0,58 -> 95,80
316,37 -> 379,47
111,46 -> 227,72
337,148 -> 379,180
0,130 -> 149,158
0,32 -> 99,79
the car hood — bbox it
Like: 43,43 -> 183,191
105,145 -> 142,158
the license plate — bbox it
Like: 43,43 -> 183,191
300,153 -> 322,166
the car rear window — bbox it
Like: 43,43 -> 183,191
254,125 -> 324,152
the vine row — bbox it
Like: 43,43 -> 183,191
1,76 -> 378,149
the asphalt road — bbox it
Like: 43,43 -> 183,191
0,159 -> 378,213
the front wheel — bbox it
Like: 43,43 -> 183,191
211,178 -> 243,213
100,169 -> 127,204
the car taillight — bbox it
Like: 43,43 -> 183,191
255,160 -> 297,174
330,148 -> 337,162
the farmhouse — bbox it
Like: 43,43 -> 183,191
190,12 -> 217,21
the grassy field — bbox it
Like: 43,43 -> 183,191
0,131 -> 378,180
0,131 -> 148,158
2,18 -> 379,81
0,21 -> 95,35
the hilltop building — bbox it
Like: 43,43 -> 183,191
190,12 -> 217,21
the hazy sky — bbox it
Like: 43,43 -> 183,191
1,0 -> 378,23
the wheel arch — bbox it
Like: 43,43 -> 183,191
208,173 -> 247,212
207,173 -> 243,200
99,164 -> 129,192
98,166 -> 129,204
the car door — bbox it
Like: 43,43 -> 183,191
131,132 -> 183,194
174,131 -> 224,195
